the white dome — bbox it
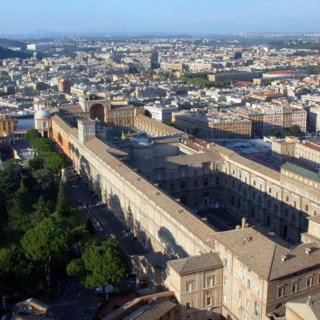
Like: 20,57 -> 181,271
35,109 -> 51,120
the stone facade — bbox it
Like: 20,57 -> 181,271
49,114 -> 320,320
271,136 -> 320,170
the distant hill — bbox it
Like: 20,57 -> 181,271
0,38 -> 27,49
0,47 -> 32,59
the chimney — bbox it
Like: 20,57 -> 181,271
281,255 -> 288,262
305,248 -> 312,255
78,118 -> 96,143
242,218 -> 246,229
243,237 -> 252,244
307,296 -> 312,306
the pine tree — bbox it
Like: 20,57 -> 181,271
9,180 -> 32,232
56,182 -> 71,217
31,196 -> 50,226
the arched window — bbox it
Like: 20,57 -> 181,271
193,180 -> 199,188
291,213 -> 296,223
266,215 -> 271,227
238,184 -> 242,192
170,183 -> 175,192
215,177 -> 220,185
258,195 -> 262,203
284,208 -> 289,218
267,199 -> 271,208
231,195 -> 235,205
232,180 -> 235,188
203,192 -> 209,198
243,188 -> 247,197
255,301 -> 261,318
180,181 -> 186,189
204,177 -> 209,186
274,204 -> 278,213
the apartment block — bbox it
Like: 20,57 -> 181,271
174,110 -> 252,139
271,136 -> 320,169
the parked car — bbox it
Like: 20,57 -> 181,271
122,228 -> 133,237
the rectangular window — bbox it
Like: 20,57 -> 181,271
292,281 -> 298,293
223,294 -> 227,304
245,297 -> 250,309
206,297 -> 212,307
307,276 -> 313,288
224,276 -> 227,285
278,286 -> 285,298
306,205 -> 309,212
256,286 -> 261,297
255,301 -> 261,318
247,279 -> 251,289
186,302 -> 191,311
206,277 -> 214,288
186,282 -> 193,292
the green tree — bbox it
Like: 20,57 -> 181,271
31,196 -> 51,226
0,246 -> 33,285
28,156 -> 43,171
43,152 -> 66,173
56,183 -> 71,217
8,180 -> 33,232
166,117 -> 174,127
266,129 -> 280,137
32,168 -> 55,191
0,189 -> 7,224
21,223 -> 68,261
288,124 -> 301,136
67,238 -> 131,289
24,129 -> 41,143
32,138 -> 54,155
2,159 -> 23,186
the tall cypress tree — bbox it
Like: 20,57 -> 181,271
9,180 -> 32,232
56,182 -> 71,217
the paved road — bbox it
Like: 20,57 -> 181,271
65,176 -> 147,257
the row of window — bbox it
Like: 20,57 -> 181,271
185,276 -> 215,293
278,275 -> 314,298
168,177 -> 219,191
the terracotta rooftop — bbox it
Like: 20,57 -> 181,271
214,227 -> 320,281
168,252 -> 223,275
52,115 -> 217,249
133,299 -> 177,320
287,295 -> 320,320
135,114 -> 185,136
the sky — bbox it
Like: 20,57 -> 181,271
0,0 -> 319,35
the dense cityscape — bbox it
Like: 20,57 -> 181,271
1,26 -> 320,320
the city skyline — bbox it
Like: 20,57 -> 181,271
1,0 -> 320,35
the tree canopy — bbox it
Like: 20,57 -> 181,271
21,223 -> 69,261
8,181 -> 33,232
56,182 -> 72,217
43,152 -> 66,173
0,246 -> 33,284
25,129 -> 41,143
67,237 -> 131,289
